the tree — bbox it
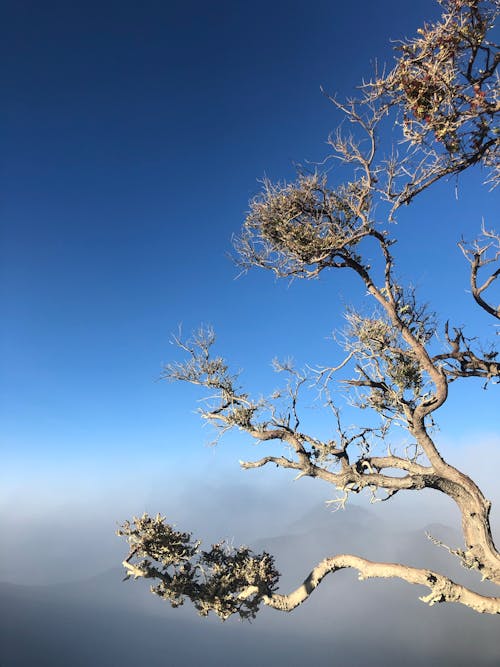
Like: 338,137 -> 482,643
118,0 -> 500,619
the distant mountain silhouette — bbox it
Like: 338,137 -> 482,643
1,505 -> 499,666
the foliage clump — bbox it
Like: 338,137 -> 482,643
236,174 -> 369,277
119,0 -> 500,619
377,0 -> 500,196
118,514 -> 279,620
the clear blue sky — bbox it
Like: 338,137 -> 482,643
2,0 -> 498,500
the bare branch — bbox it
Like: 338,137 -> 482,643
122,0 -> 500,620
459,223 -> 500,320
368,0 -> 500,203
118,516 -> 500,618
432,321 -> 499,383
260,553 -> 500,615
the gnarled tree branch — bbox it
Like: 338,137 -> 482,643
118,515 -> 500,619
120,0 -> 500,620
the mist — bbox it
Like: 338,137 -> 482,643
2,439 -> 500,666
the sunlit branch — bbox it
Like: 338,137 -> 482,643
122,0 -> 500,621
257,554 -> 500,615
459,224 -> 500,320
119,515 -> 500,619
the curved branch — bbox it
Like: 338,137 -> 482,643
239,455 -> 302,472
459,225 -> 500,320
366,455 -> 430,475
254,553 -> 500,615
119,515 -> 500,619
241,450 -> 436,494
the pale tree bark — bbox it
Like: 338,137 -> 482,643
118,0 -> 500,620
249,555 -> 500,615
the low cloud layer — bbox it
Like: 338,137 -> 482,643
2,439 -> 500,666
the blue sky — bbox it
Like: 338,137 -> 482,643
2,0 -> 499,556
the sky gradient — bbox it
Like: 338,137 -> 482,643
3,0 -> 498,477
1,1 -> 500,662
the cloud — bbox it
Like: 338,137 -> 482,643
2,498 -> 500,667
2,438 -> 500,666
